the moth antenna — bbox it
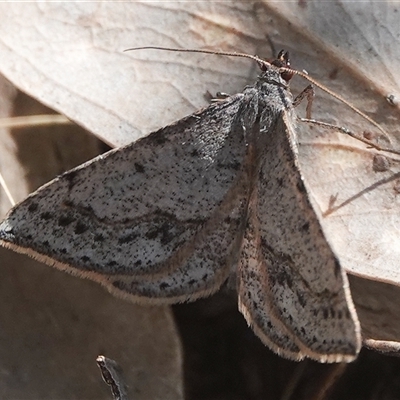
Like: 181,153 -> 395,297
124,46 -> 273,70
126,46 -> 392,145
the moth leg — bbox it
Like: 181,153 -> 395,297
297,85 -> 398,154
209,92 -> 231,103
204,91 -> 231,103
299,118 -> 399,155
215,91 -> 230,99
293,84 -> 314,119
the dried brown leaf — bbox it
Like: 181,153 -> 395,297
0,1 -> 399,357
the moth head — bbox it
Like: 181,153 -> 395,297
258,50 -> 294,83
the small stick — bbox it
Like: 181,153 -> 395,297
96,355 -> 129,400
0,114 -> 71,129
0,171 -> 15,206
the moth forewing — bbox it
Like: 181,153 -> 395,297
0,93 -> 254,302
257,111 -> 361,362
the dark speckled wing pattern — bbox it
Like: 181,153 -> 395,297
0,65 -> 361,362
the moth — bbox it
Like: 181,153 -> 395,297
0,49 -> 362,363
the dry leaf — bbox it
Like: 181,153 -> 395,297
0,1 -> 399,370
